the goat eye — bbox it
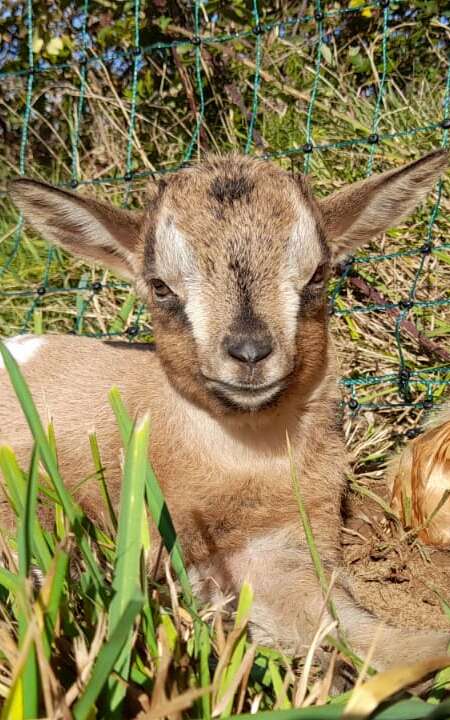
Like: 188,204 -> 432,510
308,264 -> 326,286
151,279 -> 173,299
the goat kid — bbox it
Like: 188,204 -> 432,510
1,151 -> 449,668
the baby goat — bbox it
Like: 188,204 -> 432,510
1,151 -> 449,668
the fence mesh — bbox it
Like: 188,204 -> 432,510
0,0 -> 449,424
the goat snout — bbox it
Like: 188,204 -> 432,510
224,335 -> 273,365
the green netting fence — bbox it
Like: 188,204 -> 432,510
0,0 -> 449,424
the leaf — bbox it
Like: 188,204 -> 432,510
217,581 -> 253,717
46,37 -> 64,56
107,414 -> 149,715
321,44 -> 333,66
343,657 -> 450,719
32,35 -> 44,54
108,387 -> 196,613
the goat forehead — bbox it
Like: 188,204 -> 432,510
150,159 -> 322,281
164,159 -> 302,233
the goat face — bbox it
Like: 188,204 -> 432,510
8,150 -> 448,417
141,156 -> 330,414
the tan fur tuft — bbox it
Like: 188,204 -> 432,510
389,403 -> 450,546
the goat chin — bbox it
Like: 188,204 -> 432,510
389,405 -> 450,548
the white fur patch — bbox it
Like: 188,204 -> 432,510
289,205 -> 321,275
279,204 -> 322,340
278,277 -> 302,341
184,285 -> 212,346
154,214 -> 195,283
154,214 -> 213,346
0,336 -> 45,369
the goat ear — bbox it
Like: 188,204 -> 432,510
319,150 -> 448,263
7,179 -> 145,280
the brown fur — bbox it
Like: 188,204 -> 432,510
389,403 -> 450,546
2,150 -> 449,668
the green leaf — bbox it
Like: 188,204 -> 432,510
107,414 -> 149,715
108,387 -> 196,614
218,581 -> 253,718
89,432 -> 117,532
0,446 -> 52,572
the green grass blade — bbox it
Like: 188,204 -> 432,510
219,580 -> 254,718
73,597 -> 143,720
21,444 -> 40,576
40,544 -> 70,658
269,659 -> 291,710
109,292 -> 136,334
17,599 -> 39,719
286,436 -> 332,607
287,437 -> 368,673
200,622 -> 212,720
108,386 -> 197,613
231,697 -> 445,719
141,600 -> 158,658
89,432 -> 117,531
14,446 -> 42,718
0,340 -> 104,590
33,308 -> 43,335
0,566 -> 21,594
0,444 -> 25,515
108,414 -> 149,716
0,446 -> 52,572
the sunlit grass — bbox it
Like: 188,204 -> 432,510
0,339 -> 449,718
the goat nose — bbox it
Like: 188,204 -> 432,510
226,337 -> 273,364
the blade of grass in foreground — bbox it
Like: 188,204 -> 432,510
17,445 -> 40,718
217,581 -> 254,718
108,386 -> 196,613
108,414 -> 149,716
199,621 -> 212,720
0,340 -> 104,590
20,444 -> 40,577
343,657 -> 450,719
231,697 -> 450,719
89,431 -> 117,531
38,544 -> 70,659
0,445 -> 52,572
73,597 -> 143,720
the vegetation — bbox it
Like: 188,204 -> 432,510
0,0 -> 449,717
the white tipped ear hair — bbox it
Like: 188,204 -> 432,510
319,149 -> 448,262
7,178 -> 145,280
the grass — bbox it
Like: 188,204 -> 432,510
0,339 -> 449,718
0,2 -> 450,716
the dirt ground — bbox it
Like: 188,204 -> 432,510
342,482 -> 450,631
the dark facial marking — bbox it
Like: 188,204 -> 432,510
228,254 -> 256,305
209,175 -> 255,204
153,296 -> 190,328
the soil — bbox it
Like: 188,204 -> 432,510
342,481 -> 450,631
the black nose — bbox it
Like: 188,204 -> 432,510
225,336 -> 273,364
